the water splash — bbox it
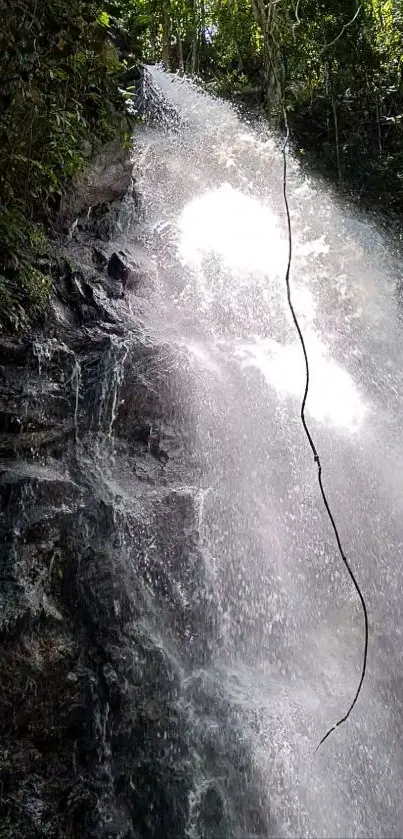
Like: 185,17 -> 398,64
178,184 -> 284,278
127,67 -> 403,837
70,358 -> 82,438
97,337 -> 129,436
235,334 -> 366,432
108,343 -> 129,438
32,338 -> 57,376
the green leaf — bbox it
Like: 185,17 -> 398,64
97,11 -> 110,28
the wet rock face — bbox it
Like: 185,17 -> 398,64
0,186 -> 236,839
59,138 -> 134,226
0,178 -> 274,836
0,195 -> 201,838
107,251 -> 143,290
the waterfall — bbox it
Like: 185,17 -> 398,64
3,66 -> 403,839
125,67 -> 403,837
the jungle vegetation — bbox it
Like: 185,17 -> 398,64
1,0 -> 402,327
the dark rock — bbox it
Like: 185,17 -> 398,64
96,276 -> 125,301
59,138 -> 133,226
197,783 -> 226,832
0,337 -> 30,366
135,68 -> 182,130
108,252 -> 129,284
92,247 -> 109,271
74,201 -> 121,242
107,251 -> 142,289
0,163 -> 273,839
0,216 -> 203,838
120,64 -> 141,86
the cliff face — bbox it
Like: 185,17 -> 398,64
0,135 -> 274,839
0,154 -> 196,838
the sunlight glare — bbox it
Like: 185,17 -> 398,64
236,334 -> 366,432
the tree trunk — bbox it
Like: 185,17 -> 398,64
375,97 -> 383,157
162,4 -> 171,70
250,0 -> 282,120
190,0 -> 199,76
331,93 -> 342,185
177,22 -> 184,76
199,0 -> 206,71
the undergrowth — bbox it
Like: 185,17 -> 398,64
0,0 -> 136,332
0,209 -> 53,332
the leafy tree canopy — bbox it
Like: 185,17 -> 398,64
1,0 -> 402,330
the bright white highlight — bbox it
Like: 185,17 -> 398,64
178,183 -> 284,277
236,335 -> 366,432
177,184 -> 366,432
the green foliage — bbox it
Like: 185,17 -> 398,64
0,208 -> 52,331
1,0 -> 402,338
129,0 -> 403,214
118,0 -> 264,83
288,1 -> 402,210
0,0 -> 132,221
0,0 -> 140,330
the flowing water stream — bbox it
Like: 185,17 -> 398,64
121,68 -> 403,837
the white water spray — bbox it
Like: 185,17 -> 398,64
126,67 -> 403,838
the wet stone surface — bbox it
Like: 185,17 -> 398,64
0,177 -> 274,837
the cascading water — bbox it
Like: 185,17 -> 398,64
122,68 -> 403,837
